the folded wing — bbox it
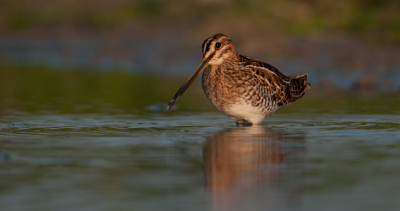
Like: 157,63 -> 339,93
240,55 -> 311,107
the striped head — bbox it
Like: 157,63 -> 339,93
166,33 -> 236,110
201,33 -> 237,65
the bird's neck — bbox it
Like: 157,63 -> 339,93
216,53 -> 241,72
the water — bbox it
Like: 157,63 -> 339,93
1,112 -> 400,211
1,67 -> 400,211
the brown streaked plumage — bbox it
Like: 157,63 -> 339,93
166,33 -> 310,125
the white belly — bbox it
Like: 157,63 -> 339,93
220,101 -> 273,124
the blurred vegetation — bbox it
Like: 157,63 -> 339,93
0,64 -> 214,115
1,65 -> 399,116
0,0 -> 399,44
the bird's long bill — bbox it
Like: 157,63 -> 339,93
166,58 -> 209,110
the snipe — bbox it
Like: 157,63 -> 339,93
166,33 -> 310,125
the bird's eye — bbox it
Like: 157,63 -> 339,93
215,42 -> 221,48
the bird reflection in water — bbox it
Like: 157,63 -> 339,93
203,126 -> 306,211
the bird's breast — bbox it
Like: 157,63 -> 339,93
202,66 -> 240,110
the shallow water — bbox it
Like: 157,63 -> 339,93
1,111 -> 400,211
1,68 -> 400,211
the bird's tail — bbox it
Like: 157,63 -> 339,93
287,74 -> 311,104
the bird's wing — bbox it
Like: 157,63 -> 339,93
240,55 -> 309,107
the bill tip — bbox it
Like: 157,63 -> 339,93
166,100 -> 175,110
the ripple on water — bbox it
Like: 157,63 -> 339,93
1,113 -> 400,211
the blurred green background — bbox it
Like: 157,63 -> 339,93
1,2 -> 400,210
2,0 -> 400,41
0,0 -> 400,114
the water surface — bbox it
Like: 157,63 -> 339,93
1,67 -> 400,211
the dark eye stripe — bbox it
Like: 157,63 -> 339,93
202,38 -> 210,54
207,51 -> 216,60
202,35 -> 230,56
202,37 -> 213,55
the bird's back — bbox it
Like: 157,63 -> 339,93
238,55 -> 311,108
